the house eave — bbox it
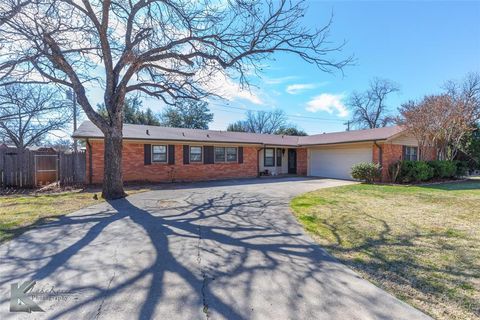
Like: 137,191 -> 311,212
298,138 -> 388,148
73,135 -> 391,148
72,135 -> 298,146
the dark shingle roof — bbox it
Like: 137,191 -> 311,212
73,121 -> 406,146
73,121 -> 300,146
298,126 -> 405,146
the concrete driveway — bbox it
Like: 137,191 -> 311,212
0,177 -> 430,320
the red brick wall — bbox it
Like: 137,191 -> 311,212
373,143 -> 403,181
86,140 -> 259,184
297,148 -> 307,176
373,143 -> 438,181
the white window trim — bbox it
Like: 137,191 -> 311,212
264,148 -> 275,167
276,148 -> 283,167
405,146 -> 418,161
189,146 -> 203,163
152,145 -> 168,163
226,147 -> 238,163
214,146 -> 238,163
214,147 -> 226,163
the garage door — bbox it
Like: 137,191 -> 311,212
309,147 -> 372,180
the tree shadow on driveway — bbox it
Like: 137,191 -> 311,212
0,189 -> 430,320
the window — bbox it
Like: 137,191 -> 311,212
405,146 -> 418,161
226,147 -> 237,162
214,147 -> 238,163
276,149 -> 282,167
264,148 -> 274,167
214,147 -> 225,162
152,145 -> 167,162
190,146 -> 202,162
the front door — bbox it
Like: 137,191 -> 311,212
288,149 -> 297,174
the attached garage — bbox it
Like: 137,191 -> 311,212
308,145 -> 373,180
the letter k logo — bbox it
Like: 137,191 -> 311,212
10,281 -> 44,312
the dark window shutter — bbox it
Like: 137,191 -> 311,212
183,145 -> 190,164
204,146 -> 214,164
144,144 -> 152,165
402,146 -> 407,160
238,147 -> 243,164
168,145 -> 175,165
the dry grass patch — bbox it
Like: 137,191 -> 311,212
0,186 -> 152,243
291,180 -> 480,320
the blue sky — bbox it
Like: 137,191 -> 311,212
79,0 -> 480,136
202,0 -> 480,134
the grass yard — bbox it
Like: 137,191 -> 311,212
0,186 -> 151,243
291,180 -> 480,320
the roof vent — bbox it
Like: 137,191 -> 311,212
207,134 -> 210,138
182,132 -> 185,136
146,129 -> 150,135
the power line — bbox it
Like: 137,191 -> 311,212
207,101 -> 346,123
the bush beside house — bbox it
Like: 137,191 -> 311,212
352,160 -> 468,184
351,162 -> 382,183
388,160 -> 468,183
428,160 -> 457,179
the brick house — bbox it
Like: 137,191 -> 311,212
73,121 -> 435,184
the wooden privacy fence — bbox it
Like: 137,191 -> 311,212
35,153 -> 58,185
59,152 -> 86,186
0,148 -> 86,188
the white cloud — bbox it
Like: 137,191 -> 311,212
286,83 -> 317,95
263,76 -> 298,85
286,81 -> 329,94
306,93 -> 349,118
230,86 -> 264,105
202,70 -> 264,105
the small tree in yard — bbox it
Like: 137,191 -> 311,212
398,73 -> 480,161
0,0 -> 350,199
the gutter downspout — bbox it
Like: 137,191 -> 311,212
86,139 -> 93,185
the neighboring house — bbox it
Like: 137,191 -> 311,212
72,121 -> 436,184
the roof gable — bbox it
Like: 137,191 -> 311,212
297,126 -> 406,146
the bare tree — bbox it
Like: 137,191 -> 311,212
399,95 -> 448,160
0,0 -> 351,198
398,73 -> 480,160
227,110 -> 288,134
348,78 -> 399,129
0,84 -> 71,149
46,137 -> 74,152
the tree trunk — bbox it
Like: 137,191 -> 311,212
102,126 -> 126,199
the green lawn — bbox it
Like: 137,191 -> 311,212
291,180 -> 480,320
0,187 -> 151,243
